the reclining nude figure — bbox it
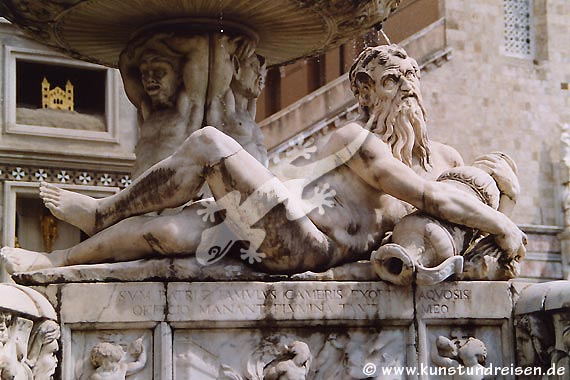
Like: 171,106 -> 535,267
1,44 -> 526,276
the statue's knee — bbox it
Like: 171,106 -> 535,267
191,126 -> 223,145
184,126 -> 241,165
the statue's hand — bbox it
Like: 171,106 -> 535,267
128,338 -> 144,356
472,153 -> 520,202
495,221 -> 527,261
39,324 -> 59,344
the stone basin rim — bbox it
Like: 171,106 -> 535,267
129,17 -> 261,46
2,0 -> 400,67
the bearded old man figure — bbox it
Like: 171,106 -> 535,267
1,44 -> 526,279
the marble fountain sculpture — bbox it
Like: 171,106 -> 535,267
1,1 -> 567,379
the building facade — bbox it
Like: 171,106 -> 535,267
0,19 -> 137,280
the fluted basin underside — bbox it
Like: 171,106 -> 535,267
1,0 -> 400,67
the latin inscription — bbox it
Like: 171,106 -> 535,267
115,288 -> 166,318
166,283 -> 411,321
417,287 -> 471,315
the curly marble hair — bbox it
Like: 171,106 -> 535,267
348,44 -> 420,98
90,342 -> 124,368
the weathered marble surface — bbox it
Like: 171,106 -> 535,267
74,333 -> 149,380
0,0 -> 400,67
21,280 -> 524,379
514,281 -> 570,379
12,258 -> 378,286
2,44 -> 526,288
0,283 -> 60,380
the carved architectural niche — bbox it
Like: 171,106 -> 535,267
3,182 -> 118,253
0,181 -> 120,281
515,281 -> 570,379
3,46 -> 120,142
0,283 -> 60,380
73,332 -> 150,380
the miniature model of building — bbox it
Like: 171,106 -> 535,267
41,77 -> 74,111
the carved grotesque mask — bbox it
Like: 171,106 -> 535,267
516,328 -> 538,367
0,312 -> 12,345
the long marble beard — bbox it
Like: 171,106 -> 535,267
367,95 -> 431,170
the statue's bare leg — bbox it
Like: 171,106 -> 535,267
38,126 -> 241,236
1,247 -> 56,273
1,204 -> 214,273
39,183 -> 98,236
17,127 -> 344,272
17,127 -> 349,273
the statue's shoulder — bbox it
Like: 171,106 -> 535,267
430,141 -> 464,167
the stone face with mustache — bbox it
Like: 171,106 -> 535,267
349,44 -> 430,169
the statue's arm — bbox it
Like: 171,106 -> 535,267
472,153 -> 520,216
344,127 -> 526,259
125,338 -> 147,375
125,351 -> 147,375
430,347 -> 455,368
118,53 -> 148,118
169,35 -> 208,133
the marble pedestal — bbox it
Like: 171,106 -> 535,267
31,276 -> 519,380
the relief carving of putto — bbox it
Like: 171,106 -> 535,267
220,338 -> 312,380
431,334 -> 489,380
178,330 -> 404,380
73,332 -> 151,380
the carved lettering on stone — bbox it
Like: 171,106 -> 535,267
168,282 -> 412,322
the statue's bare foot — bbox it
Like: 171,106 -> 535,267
39,182 -> 98,235
0,247 -> 55,274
